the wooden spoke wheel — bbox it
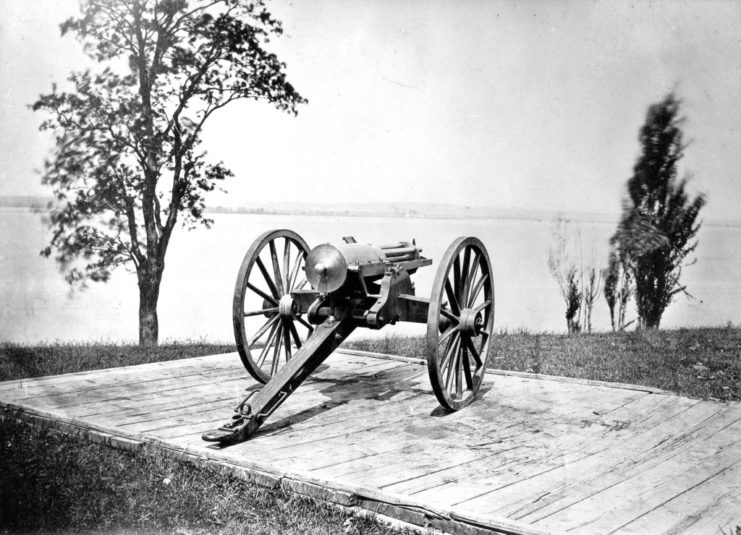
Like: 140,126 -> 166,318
233,229 -> 313,383
426,237 -> 495,410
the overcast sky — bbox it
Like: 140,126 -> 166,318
1,0 -> 740,220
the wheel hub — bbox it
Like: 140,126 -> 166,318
459,308 -> 483,336
279,294 -> 295,318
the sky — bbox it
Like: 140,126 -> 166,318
1,0 -> 740,220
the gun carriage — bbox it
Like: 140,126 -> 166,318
202,229 -> 495,445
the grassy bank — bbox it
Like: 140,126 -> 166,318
346,326 -> 741,402
0,417 -> 406,535
2,327 -> 739,400
0,340 -> 234,382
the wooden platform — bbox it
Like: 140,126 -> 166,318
1,350 -> 739,534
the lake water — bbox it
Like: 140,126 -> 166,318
1,207 -> 739,343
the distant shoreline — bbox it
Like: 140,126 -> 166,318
2,195 -> 738,228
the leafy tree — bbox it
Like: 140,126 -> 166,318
33,0 -> 306,345
611,93 -> 705,329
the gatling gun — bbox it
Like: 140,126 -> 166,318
202,230 -> 495,445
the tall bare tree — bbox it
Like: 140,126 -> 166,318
582,267 -> 600,333
34,0 -> 306,345
548,219 -> 582,333
603,248 -> 633,331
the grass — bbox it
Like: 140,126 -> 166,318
2,326 -> 739,401
0,327 -> 739,532
345,326 -> 741,402
0,340 -> 234,382
0,417 -> 408,535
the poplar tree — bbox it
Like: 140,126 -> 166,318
611,93 -> 705,329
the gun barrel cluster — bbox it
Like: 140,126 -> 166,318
305,240 -> 422,293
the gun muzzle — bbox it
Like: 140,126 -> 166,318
305,244 -> 348,293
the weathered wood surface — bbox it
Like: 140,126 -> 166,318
1,350 -> 739,535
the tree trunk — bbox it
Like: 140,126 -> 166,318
643,314 -> 661,330
138,264 -> 162,346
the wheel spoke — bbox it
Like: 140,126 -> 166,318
438,330 -> 458,377
453,255 -> 461,302
469,273 -> 489,305
283,239 -> 291,294
473,300 -> 492,314
480,330 -> 490,353
256,319 -> 280,366
296,316 -> 314,336
438,324 -> 459,347
288,320 -> 302,349
247,282 -> 278,306
244,307 -> 278,318
282,320 -> 292,361
463,251 -> 480,306
288,250 -> 305,290
440,307 -> 460,324
456,343 -> 464,396
271,323 -> 284,375
444,279 -> 461,316
444,336 -> 461,391
462,334 -> 482,367
459,247 -> 471,304
461,342 -> 474,389
269,240 -> 284,297
255,257 -> 280,300
248,315 -> 279,347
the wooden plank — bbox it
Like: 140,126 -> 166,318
0,349 -> 385,402
408,439 -> 611,508
671,481 -> 741,535
159,391 -> 427,444
614,461 -> 741,534
389,410 -> 614,506
283,435 -> 413,472
6,375 -> 235,415
186,389 -> 433,451
478,374 -> 650,428
389,397 -> 713,512
25,371 -> 251,415
317,440 -> 484,486
524,410 -> 741,533
319,395 -> 601,490
485,368 -> 669,395
382,426 -> 598,500
337,349 -> 670,394
0,364 -> 242,404
564,456 -> 741,535
0,353 -> 239,393
250,393 -> 427,459
70,378 -> 251,419
460,396 -> 705,521
457,400 -> 731,522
